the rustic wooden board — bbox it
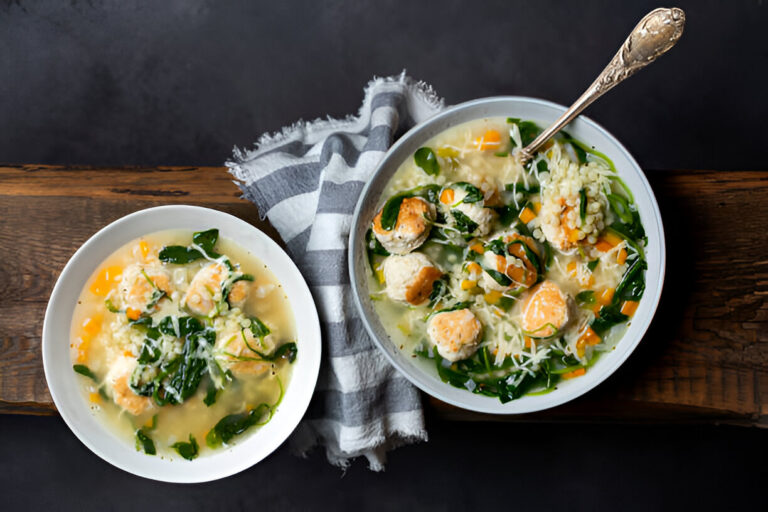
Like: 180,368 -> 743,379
2,164 -> 767,425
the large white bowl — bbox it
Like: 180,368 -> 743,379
349,96 -> 665,415
43,205 -> 321,482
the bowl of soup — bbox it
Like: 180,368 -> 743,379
43,205 -> 321,482
349,96 -> 665,414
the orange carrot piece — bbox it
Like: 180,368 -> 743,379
518,207 -> 536,224
440,188 -> 454,205
562,368 -> 586,379
621,300 -> 639,317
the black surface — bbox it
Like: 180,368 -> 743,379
2,1 -> 767,510
1,414 -> 767,511
0,0 -> 766,170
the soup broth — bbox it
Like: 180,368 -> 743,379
367,117 -> 647,401
71,229 -> 297,459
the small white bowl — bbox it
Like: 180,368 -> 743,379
349,96 -> 665,415
43,205 -> 321,482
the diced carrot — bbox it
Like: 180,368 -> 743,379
595,231 -> 623,252
518,207 -> 536,224
598,288 -> 615,305
139,240 -> 150,260
567,261 -> 578,277
578,326 -> 601,346
617,248 -> 628,265
484,290 -> 502,305
89,265 -> 123,297
576,338 -> 586,358
466,262 -> 482,274
587,274 -> 595,287
621,300 -> 639,317
475,129 -> 502,150
440,188 -> 454,205
594,240 -> 613,252
76,336 -> 90,363
562,368 -> 586,379
126,308 -> 141,321
532,201 -> 542,214
469,243 -> 485,254
81,314 -> 102,339
89,392 -> 101,403
592,304 -> 602,315
461,279 -> 477,290
495,255 -> 507,272
123,350 -> 133,358
604,231 -> 623,246
524,336 -> 532,349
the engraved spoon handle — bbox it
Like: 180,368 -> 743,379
518,7 -> 685,164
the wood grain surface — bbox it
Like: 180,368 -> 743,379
2,164 -> 767,425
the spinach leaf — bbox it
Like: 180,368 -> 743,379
454,182 -> 483,203
494,151 -> 509,157
204,379 -> 218,407
451,209 -> 478,234
414,147 -> 440,176
73,364 -> 98,381
366,228 -> 390,257
159,229 -> 221,264
590,258 -> 647,335
158,245 -> 202,264
249,317 -> 271,338
192,229 -> 219,255
507,118 -> 542,147
576,290 -> 596,306
607,194 -> 633,224
536,160 -> 549,174
171,435 -> 199,461
615,258 -> 647,302
411,183 -> 441,204
591,306 -> 629,335
485,238 -> 507,256
484,268 -> 512,287
205,403 -> 272,448
380,194 -> 406,231
137,337 -> 161,364
135,429 -> 156,455
428,277 -> 450,308
587,259 -> 600,272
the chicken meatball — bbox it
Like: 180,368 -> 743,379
439,184 -> 496,237
520,280 -> 570,338
382,252 -> 443,306
118,264 -> 172,317
106,355 -> 153,416
182,262 -> 229,317
427,308 -> 482,362
372,196 -> 435,254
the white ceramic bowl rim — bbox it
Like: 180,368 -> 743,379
43,205 -> 321,482
349,96 -> 665,415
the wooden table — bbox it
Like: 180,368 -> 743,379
2,164 -> 767,425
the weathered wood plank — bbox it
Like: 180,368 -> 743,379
1,165 -> 767,425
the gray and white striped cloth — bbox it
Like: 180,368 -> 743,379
227,73 -> 443,470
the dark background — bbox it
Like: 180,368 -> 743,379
2,0 -> 767,510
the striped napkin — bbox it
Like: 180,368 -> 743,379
227,73 -> 443,470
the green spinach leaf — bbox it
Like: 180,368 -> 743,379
414,147 -> 439,176
171,435 -> 199,461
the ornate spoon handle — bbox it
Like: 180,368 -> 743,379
518,7 -> 685,164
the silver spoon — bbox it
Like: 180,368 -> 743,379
517,7 -> 686,164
